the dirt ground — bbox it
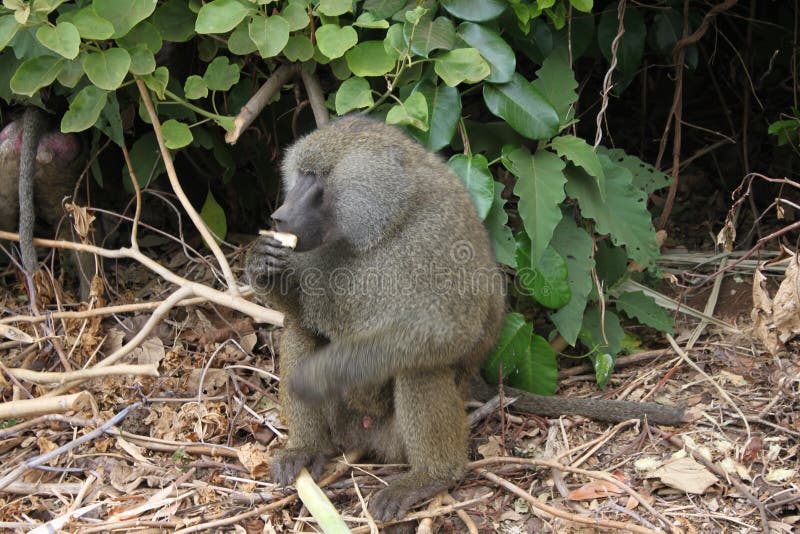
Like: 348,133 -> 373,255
0,241 -> 798,533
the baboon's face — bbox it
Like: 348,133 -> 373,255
270,173 -> 337,252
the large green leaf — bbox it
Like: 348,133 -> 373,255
485,180 -> 515,267
248,14 -> 289,58
57,8 -> 114,40
200,189 -> 227,244
484,73 -> 559,140
617,291 -> 674,334
203,56 -> 240,91
123,132 -> 164,190
484,312 -> 557,395
284,35 -> 314,62
434,48 -> 490,87
62,85 -> 107,133
409,81 -> 460,151
364,0 -> 405,19
580,308 -> 624,361
386,91 -> 428,131
531,47 -> 577,125
116,21 -> 162,55
596,146 -> 671,194
35,21 -> 80,59
228,23 -> 257,55
318,0 -> 352,16
161,119 -> 193,149
550,135 -> 605,199
456,22 -> 515,83
82,48 -> 131,90
448,154 -> 493,220
94,0 -> 157,38
153,0 -> 196,42
549,214 -> 594,345
335,76 -> 374,115
503,146 -> 566,266
0,15 -> 21,51
404,16 -> 455,58
565,155 -> 660,268
195,0 -> 252,34
10,55 -> 64,96
345,40 -> 395,76
515,235 -> 571,309
441,0 -> 507,22
316,24 -> 358,59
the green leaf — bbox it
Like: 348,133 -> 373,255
32,0 -> 69,14
503,146 -> 566,265
56,58 -> 84,87
405,16 -> 456,58
249,14 -> 289,58
596,146 -> 671,194
354,12 -> 389,29
457,22 -> 515,83
318,0 -> 352,16
364,0 -> 405,19
283,34 -> 314,62
409,81 -> 460,151
386,91 -> 428,131
82,48 -> 130,90
0,15 -> 21,51
35,21 -> 80,59
383,23 -> 405,59
441,0 -> 507,22
448,154 -> 493,220
123,132 -> 164,190
200,189 -> 227,244
58,7 -> 113,40
580,307 -> 624,358
484,73 -> 559,140
126,43 -> 156,75
228,23 -> 257,55
116,21 -> 162,55
569,0 -> 593,12
93,0 -> 157,39
434,48 -> 490,87
184,75 -> 208,100
142,66 -> 168,99
282,3 -> 310,31
595,240 -> 627,288
162,119 -> 193,149
565,155 -> 660,267
335,76 -> 373,115
10,55 -> 64,96
484,312 -> 557,395
592,352 -> 615,388
196,0 -> 253,34
330,56 -> 351,80
617,291 -> 674,334
485,180 -> 515,267
549,214 -> 594,345
153,0 -> 196,42
598,7 -> 645,85
515,235 -> 570,309
203,56 -> 240,91
550,135 -> 605,198
316,24 -> 358,59
62,85 -> 107,133
531,47 -> 578,125
345,40 -> 395,76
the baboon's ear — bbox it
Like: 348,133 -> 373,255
329,147 -> 412,251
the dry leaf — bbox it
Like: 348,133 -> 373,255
649,457 -> 717,494
772,258 -> 800,343
477,435 -> 504,458
765,468 -> 797,482
133,337 -> 165,366
751,267 -> 782,354
568,479 -> 626,501
0,324 -> 34,344
238,442 -> 271,478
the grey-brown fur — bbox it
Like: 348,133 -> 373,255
246,115 -> 684,523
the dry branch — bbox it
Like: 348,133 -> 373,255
0,392 -> 94,419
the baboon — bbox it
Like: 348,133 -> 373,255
246,115 -> 683,523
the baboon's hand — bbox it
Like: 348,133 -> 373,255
246,236 -> 291,287
286,356 -> 341,404
271,447 -> 328,486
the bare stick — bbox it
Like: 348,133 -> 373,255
300,68 -> 330,126
135,79 -> 239,295
0,392 -> 94,419
0,402 -> 140,492
226,64 -> 300,144
5,363 -> 158,385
